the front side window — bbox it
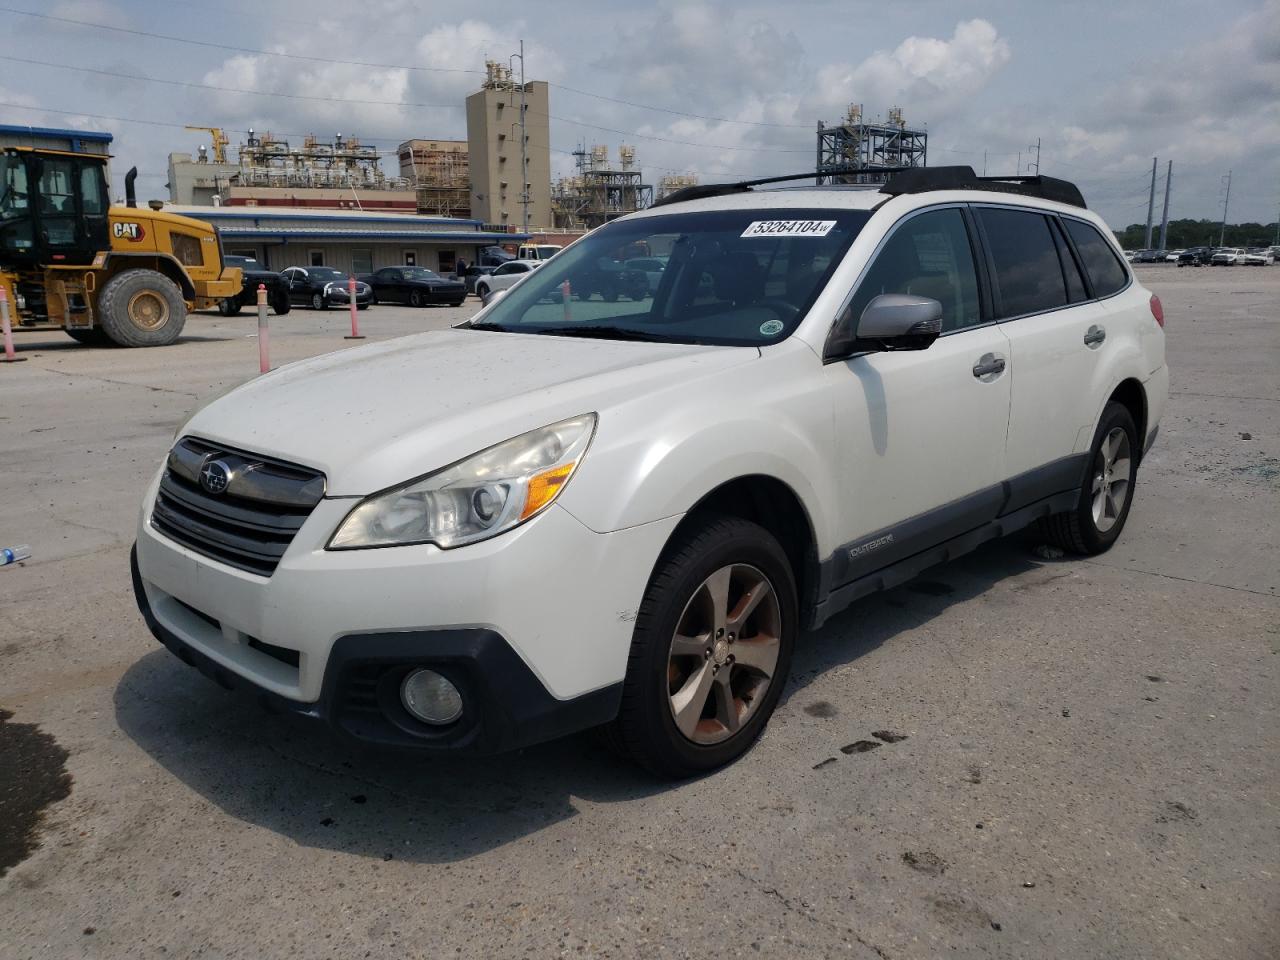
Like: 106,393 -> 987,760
474,208 -> 870,346
843,207 -> 981,334
1063,218 -> 1128,297
977,208 -> 1067,318
0,152 -> 33,253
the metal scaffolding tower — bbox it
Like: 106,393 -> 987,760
551,144 -> 653,229
816,105 -> 928,184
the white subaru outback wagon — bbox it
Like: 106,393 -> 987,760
132,166 -> 1168,777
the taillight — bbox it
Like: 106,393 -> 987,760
1149,294 -> 1164,328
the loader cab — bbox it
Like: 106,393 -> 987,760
0,148 -> 110,269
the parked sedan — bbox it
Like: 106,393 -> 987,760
281,266 -> 372,310
475,259 -> 542,303
360,267 -> 466,307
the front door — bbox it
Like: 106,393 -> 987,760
824,206 -> 1011,585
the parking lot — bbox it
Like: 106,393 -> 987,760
1,267 -> 1276,958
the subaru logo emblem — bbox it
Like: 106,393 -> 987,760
200,459 -> 231,495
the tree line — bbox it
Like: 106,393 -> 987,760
1113,219 -> 1280,250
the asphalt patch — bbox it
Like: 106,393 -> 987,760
840,740 -> 882,754
902,850 -> 947,875
871,730 -> 908,743
0,708 -> 73,877
804,701 -> 839,718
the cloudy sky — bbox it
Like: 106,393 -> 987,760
3,0 -> 1277,229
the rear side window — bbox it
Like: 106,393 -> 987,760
1063,219 -> 1129,297
976,208 -> 1066,318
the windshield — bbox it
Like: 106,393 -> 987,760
0,153 -> 34,254
474,208 -> 870,346
226,256 -> 258,267
402,268 -> 443,281
310,268 -> 347,281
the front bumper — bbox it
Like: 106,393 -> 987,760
132,469 -> 681,751
325,288 -> 372,306
132,547 -> 620,753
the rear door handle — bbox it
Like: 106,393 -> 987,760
972,353 -> 1006,381
1084,325 -> 1106,348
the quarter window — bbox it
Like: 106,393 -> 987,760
845,208 -> 982,334
1051,220 -> 1088,303
976,208 -> 1067,318
1062,219 -> 1129,297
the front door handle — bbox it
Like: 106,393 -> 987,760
972,353 -> 1006,381
1084,325 -> 1106,348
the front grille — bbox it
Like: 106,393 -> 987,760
151,437 -> 325,577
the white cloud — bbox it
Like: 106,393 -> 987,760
810,19 -> 1011,118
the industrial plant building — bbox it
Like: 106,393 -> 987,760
175,206 -> 524,276
816,105 -> 928,184
465,61 -> 553,230
398,139 -> 470,219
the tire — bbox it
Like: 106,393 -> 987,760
368,291 -> 378,305
476,283 -> 490,301
357,303 -> 369,311
64,327 -> 113,346
96,269 -> 187,347
410,289 -> 424,308
272,294 -> 290,316
311,292 -> 327,310
611,516 -> 798,778
1036,401 -> 1139,555
218,298 -> 242,316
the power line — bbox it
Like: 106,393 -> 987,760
1,5 -> 812,130
1,55 -> 813,155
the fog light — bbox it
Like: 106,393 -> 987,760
400,669 -> 463,725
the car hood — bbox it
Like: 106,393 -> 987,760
181,329 -> 756,495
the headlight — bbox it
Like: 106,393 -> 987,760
328,414 -> 596,550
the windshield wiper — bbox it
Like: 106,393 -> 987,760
525,324 -> 670,342
465,321 -> 509,331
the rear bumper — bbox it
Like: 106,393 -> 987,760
131,545 -> 621,753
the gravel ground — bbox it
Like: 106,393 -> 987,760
0,268 -> 1276,959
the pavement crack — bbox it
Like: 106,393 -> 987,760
28,365 -> 199,399
1082,560 -> 1275,597
642,845 -> 892,958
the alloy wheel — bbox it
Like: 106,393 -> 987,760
667,564 -> 781,745
1091,426 -> 1132,533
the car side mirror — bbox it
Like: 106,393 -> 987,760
824,293 -> 943,360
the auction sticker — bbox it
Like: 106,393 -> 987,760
741,220 -> 836,238
759,318 -> 784,336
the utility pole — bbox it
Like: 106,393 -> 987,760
1144,157 -> 1157,249
1027,137 -> 1041,175
982,149 -> 987,177
1219,170 -> 1232,247
1158,160 -> 1172,252
518,40 -> 529,233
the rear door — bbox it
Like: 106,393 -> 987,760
974,205 -> 1105,506
825,205 -> 1013,581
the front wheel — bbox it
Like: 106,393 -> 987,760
409,289 -> 425,308
96,269 -> 187,347
1036,401 -> 1139,555
311,292 -> 327,310
218,298 -> 242,316
610,517 -> 797,778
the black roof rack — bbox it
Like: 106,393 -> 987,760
650,169 -> 913,208
878,165 -> 1087,209
649,165 -> 1087,210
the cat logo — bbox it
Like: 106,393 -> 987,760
112,221 -> 146,242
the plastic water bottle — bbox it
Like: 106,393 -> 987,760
1,544 -> 31,566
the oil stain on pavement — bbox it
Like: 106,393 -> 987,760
0,708 -> 72,877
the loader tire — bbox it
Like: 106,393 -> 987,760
97,269 -> 187,347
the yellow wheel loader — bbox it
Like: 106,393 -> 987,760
0,147 -> 240,346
